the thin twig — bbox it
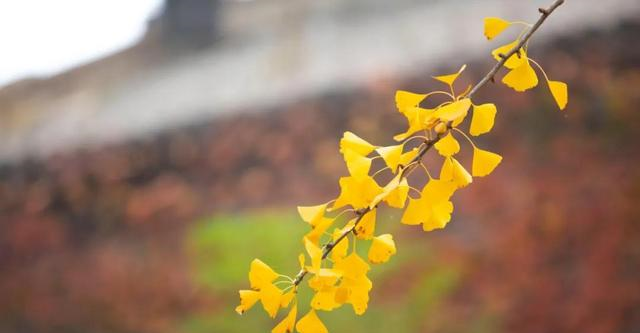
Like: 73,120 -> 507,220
293,0 -> 564,287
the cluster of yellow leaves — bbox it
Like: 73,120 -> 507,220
235,259 -> 307,333
236,13 -> 568,333
484,17 -> 568,109
235,259 -> 292,319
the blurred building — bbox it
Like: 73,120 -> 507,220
0,0 -> 638,162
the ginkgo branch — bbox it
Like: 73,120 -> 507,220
291,0 -> 565,288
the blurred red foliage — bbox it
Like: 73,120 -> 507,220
1,21 -> 639,333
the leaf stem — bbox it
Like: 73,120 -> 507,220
452,128 -> 477,149
372,167 -> 391,179
419,162 -> 433,180
528,58 -> 551,82
408,185 -> 422,197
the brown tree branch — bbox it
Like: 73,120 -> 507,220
293,0 -> 565,287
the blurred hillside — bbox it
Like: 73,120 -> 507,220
1,1 -> 640,333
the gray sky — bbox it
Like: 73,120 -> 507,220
0,0 -> 163,87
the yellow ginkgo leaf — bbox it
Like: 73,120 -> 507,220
338,218 -> 356,236
340,131 -> 376,156
370,173 -> 401,208
297,203 -> 328,228
340,271 -> 373,292
451,110 -> 467,128
399,147 -> 419,168
249,259 -> 279,290
308,269 -> 341,292
393,107 -> 435,141
260,283 -> 283,318
236,290 -> 261,315
451,157 -> 473,188
334,252 -> 370,279
340,280 -> 372,316
421,178 -> 457,202
395,90 -> 427,112
434,132 -> 460,157
435,98 -> 471,122
421,179 -> 456,231
272,302 -> 297,333
376,144 -> 404,173
334,285 -> 350,305
440,157 -> 472,188
280,289 -> 296,308
335,271 -> 372,315
311,287 -> 341,311
433,64 -> 467,86
368,234 -> 397,264
470,103 -> 497,136
492,40 -> 526,69
439,157 -> 453,183
402,179 -> 456,231
472,147 -> 503,177
548,80 -> 568,110
484,17 -> 511,40
343,149 -> 372,178
304,237 -> 323,273
305,217 -> 334,245
298,253 -> 305,269
401,197 -> 427,226
330,228 -> 349,262
502,58 -> 539,92
423,200 -> 454,231
333,175 -> 383,210
354,208 -> 376,240
384,178 -> 409,208
296,309 -> 328,333
347,285 -> 370,315
393,128 -> 415,142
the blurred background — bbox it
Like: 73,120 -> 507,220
1,0 -> 639,332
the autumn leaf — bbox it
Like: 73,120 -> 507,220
484,17 -> 511,40
470,103 -> 497,136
